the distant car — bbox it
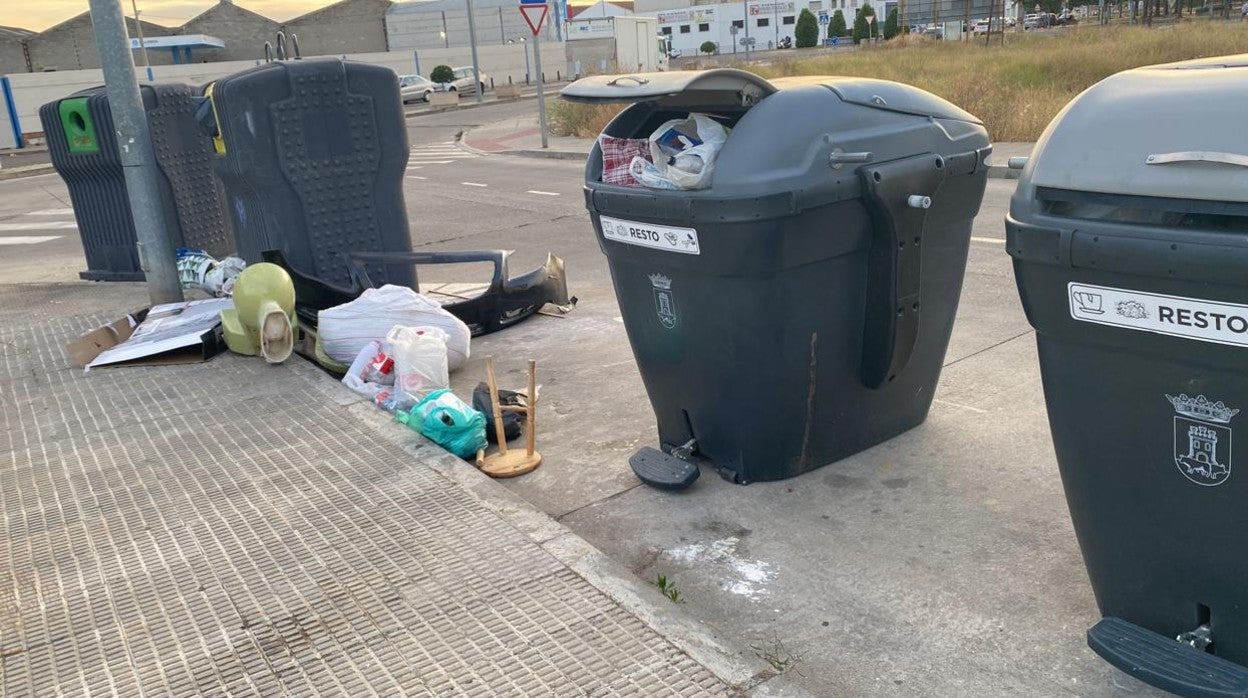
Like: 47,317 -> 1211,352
446,66 -> 490,95
972,18 -> 991,34
1056,10 -> 1078,24
398,74 -> 435,103
1024,12 -> 1040,28
1006,15 -> 1017,26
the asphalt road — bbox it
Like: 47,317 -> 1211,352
0,100 -> 1165,696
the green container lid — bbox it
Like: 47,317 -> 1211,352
58,97 -> 99,155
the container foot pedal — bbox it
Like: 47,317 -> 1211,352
629,447 -> 699,490
1088,617 -> 1248,698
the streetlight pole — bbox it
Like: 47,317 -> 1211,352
88,0 -> 182,305
465,0 -> 484,104
743,0 -> 751,60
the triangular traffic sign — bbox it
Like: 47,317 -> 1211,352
519,4 -> 549,36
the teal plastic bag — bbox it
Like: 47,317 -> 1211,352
395,388 -> 487,458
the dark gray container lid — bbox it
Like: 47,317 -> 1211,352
1023,53 -> 1248,204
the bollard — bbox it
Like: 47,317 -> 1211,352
508,75 -> 513,85
556,70 -> 561,81
490,77 -> 495,90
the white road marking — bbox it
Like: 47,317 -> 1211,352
25,208 -> 75,216
0,236 -> 62,245
461,182 -> 488,187
0,221 -> 77,231
526,190 -> 560,196
971,237 -> 1005,244
406,175 -> 427,180
408,160 -> 455,165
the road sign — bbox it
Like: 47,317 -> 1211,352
738,36 -> 756,46
729,23 -> 739,34
818,11 -> 829,23
519,3 -> 549,35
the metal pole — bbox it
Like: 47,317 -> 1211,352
533,26 -> 548,148
744,0 -> 751,60
414,49 -> 420,76
88,0 -> 182,305
465,0 -> 484,103
499,7 -> 506,43
442,11 -> 450,47
523,38 -> 531,83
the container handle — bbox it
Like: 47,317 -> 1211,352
1145,151 -> 1248,168
606,75 -> 651,87
858,153 -> 947,389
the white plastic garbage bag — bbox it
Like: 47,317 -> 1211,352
631,113 -> 730,190
318,285 -> 470,369
385,325 -> 450,403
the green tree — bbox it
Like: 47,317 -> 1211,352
883,7 -> 900,38
852,7 -> 871,43
795,8 -> 819,47
700,40 -> 717,55
829,9 -> 847,38
430,65 -> 455,84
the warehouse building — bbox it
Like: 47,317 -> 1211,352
386,0 -> 560,50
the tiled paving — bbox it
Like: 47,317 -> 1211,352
0,282 -> 733,697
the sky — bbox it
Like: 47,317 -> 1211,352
0,1 -> 340,32
1,0 -> 596,32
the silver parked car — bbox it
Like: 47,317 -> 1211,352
398,74 -> 435,103
447,66 -> 490,95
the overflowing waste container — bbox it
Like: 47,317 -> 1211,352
202,58 -> 413,288
40,84 -> 229,281
1009,56 -> 1248,696
564,70 -> 991,487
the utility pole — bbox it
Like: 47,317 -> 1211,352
465,0 -> 484,104
88,0 -> 182,304
130,0 -> 153,80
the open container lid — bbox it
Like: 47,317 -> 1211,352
560,69 -> 777,107
1028,54 -> 1248,204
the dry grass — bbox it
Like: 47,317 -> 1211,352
550,23 -> 1248,142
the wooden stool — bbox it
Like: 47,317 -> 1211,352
475,356 -> 541,478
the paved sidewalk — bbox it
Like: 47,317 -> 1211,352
461,118 -> 1035,178
0,282 -> 796,696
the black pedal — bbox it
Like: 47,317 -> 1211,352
1088,617 -> 1248,698
629,447 -> 699,490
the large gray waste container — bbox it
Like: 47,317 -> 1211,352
1009,55 -> 1248,697
40,84 -> 229,281
564,70 -> 991,487
203,58 -> 414,288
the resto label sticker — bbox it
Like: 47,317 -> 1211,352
600,216 -> 700,255
1069,282 -> 1248,347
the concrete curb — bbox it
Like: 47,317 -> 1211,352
404,84 -> 568,119
0,163 -> 55,181
281,358 -> 809,697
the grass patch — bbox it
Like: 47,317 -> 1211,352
551,24 -> 1248,142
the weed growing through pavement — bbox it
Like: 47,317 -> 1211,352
752,633 -> 804,676
655,573 -> 683,604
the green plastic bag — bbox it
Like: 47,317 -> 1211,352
395,388 -> 487,458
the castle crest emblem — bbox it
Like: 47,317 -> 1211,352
1167,394 -> 1239,486
649,273 -> 676,330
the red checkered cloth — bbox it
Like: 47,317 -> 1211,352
600,136 -> 651,186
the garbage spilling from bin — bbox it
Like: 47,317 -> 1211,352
1008,54 -> 1248,695
564,68 -> 992,488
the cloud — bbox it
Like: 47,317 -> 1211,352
1,1 -> 336,31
